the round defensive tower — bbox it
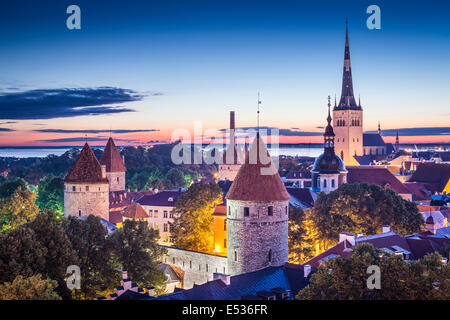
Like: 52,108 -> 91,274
64,143 -> 110,220
225,134 -> 290,276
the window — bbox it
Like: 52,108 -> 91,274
72,186 -> 76,192
163,224 -> 168,232
164,210 -> 168,218
154,210 -> 158,218
173,257 -> 175,264
268,249 -> 272,262
169,224 -> 173,232
323,179 -> 327,188
85,186 -> 89,191
228,206 -> 231,216
78,210 -> 81,217
117,177 -> 120,182
268,206 -> 273,216
206,264 -> 208,272
224,221 -> 227,231
224,239 -> 227,248
190,261 -> 192,269
234,251 -> 238,262
244,207 -> 249,217
169,211 -> 174,218
285,206 -> 288,215
332,179 -> 335,188
148,209 -> 153,217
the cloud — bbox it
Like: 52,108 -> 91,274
34,129 -> 159,134
219,126 -> 323,136
0,87 -> 153,120
38,136 -> 142,143
0,128 -> 15,132
367,127 -> 450,136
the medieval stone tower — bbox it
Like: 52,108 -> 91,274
225,134 -> 290,276
100,137 -> 126,192
333,21 -> 363,166
219,111 -> 244,181
64,143 -> 110,220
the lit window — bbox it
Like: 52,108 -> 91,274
224,221 -> 227,231
224,239 -> 227,248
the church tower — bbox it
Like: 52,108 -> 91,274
333,21 -> 363,165
100,137 -> 126,192
312,97 -> 347,194
64,143 -> 110,220
225,134 -> 290,276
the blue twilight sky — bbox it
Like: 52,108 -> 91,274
0,0 -> 449,145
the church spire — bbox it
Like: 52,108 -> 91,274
378,122 -> 381,135
337,20 -> 359,110
324,96 -> 335,152
395,130 -> 400,152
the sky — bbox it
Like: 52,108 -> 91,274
0,0 -> 449,146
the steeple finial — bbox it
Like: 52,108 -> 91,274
378,122 -> 381,135
327,95 -> 332,125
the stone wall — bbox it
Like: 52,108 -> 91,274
161,246 -> 228,289
106,171 -> 126,192
64,182 -> 109,220
226,199 -> 289,276
218,164 -> 241,181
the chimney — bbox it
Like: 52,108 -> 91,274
101,165 -> 107,179
213,273 -> 231,286
230,111 -> 235,148
339,232 -> 355,246
304,265 -> 311,278
382,225 -> 391,233
122,270 -> 128,280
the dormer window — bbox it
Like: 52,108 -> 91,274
168,197 -> 173,202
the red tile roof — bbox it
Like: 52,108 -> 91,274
123,202 -> 149,219
409,163 -> 450,193
302,240 -> 353,268
64,143 -> 109,184
346,166 -> 410,194
226,135 -> 290,202
100,137 -> 126,172
403,182 -> 431,201
109,211 -> 123,225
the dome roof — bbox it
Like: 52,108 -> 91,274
312,151 -> 346,174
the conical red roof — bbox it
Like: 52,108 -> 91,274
226,134 -> 289,202
123,202 -> 149,219
64,143 -> 109,184
100,137 -> 126,172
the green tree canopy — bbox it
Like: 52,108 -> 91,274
0,185 -> 39,233
311,183 -> 424,242
0,178 -> 28,198
36,175 -> 64,216
63,215 -> 118,299
107,219 -> 166,289
0,211 -> 78,299
297,243 -> 450,300
0,274 -> 61,300
288,206 -> 313,264
171,182 -> 223,253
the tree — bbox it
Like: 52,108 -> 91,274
288,206 -> 313,264
296,243 -> 450,300
36,175 -> 64,216
0,274 -> 61,300
166,168 -> 186,188
171,182 -> 223,253
0,211 -> 78,299
108,219 -> 166,289
0,186 -> 39,233
63,215 -> 118,299
311,183 -> 424,243
0,178 -> 28,198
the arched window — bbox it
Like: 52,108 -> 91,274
78,210 -> 81,217
343,120 -> 345,126
331,179 -> 335,188
323,179 -> 327,188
